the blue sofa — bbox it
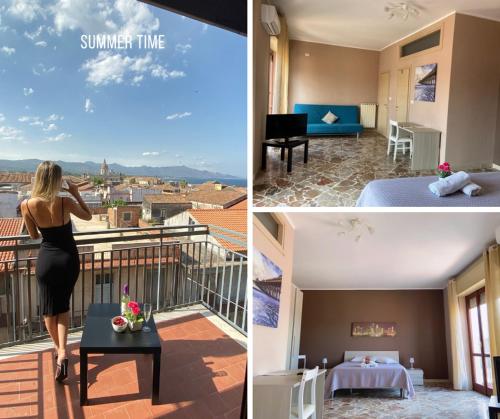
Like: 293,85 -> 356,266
293,104 -> 363,137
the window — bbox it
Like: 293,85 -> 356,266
254,212 -> 283,245
122,212 -> 132,221
401,30 -> 440,57
95,273 -> 113,285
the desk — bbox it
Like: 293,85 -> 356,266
399,125 -> 441,171
253,369 -> 326,419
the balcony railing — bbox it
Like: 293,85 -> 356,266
0,224 -> 247,347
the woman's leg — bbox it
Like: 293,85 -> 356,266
57,311 -> 69,361
44,315 -> 59,353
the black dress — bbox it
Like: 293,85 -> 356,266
27,198 -> 80,316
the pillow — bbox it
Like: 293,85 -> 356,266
322,111 -> 338,124
350,356 -> 364,362
376,356 -> 398,364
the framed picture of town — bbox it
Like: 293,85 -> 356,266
253,249 -> 282,328
351,322 -> 397,337
414,63 -> 437,102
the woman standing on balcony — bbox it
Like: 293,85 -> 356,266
20,161 -> 92,382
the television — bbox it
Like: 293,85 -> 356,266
495,356 -> 500,402
265,113 -> 307,141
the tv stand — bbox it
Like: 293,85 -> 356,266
261,137 -> 309,173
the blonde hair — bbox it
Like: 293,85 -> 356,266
31,161 -> 62,202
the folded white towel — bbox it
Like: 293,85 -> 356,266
428,171 -> 471,197
360,361 -> 377,368
462,182 -> 482,197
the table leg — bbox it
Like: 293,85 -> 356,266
280,147 -> 285,161
261,144 -> 267,170
287,148 -> 293,173
80,351 -> 88,405
304,141 -> 309,164
152,351 -> 161,405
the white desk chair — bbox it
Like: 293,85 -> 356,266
291,366 -> 319,419
387,120 -> 413,161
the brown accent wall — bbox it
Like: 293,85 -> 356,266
288,40 -> 379,111
300,290 -> 449,379
379,14 -> 455,163
446,14 -> 500,169
253,0 -> 270,178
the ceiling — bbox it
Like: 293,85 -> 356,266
286,212 -> 500,289
271,0 -> 500,50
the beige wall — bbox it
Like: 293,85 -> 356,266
495,85 -> 500,166
253,213 -> 295,375
446,14 -> 500,169
288,40 -> 379,110
379,14 -> 456,162
253,0 -> 270,178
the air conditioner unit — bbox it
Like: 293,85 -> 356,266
261,4 -> 281,36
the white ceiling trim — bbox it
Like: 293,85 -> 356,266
288,37 -> 381,52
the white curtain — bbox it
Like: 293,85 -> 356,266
447,279 -> 472,390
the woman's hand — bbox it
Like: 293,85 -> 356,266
63,180 -> 80,196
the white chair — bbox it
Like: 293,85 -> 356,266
387,120 -> 413,161
291,366 -> 319,419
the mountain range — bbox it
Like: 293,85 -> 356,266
0,159 -> 240,179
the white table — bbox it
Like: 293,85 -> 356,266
406,368 -> 424,385
253,369 -> 326,419
399,124 -> 441,170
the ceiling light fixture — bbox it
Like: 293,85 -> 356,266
385,2 -> 420,20
330,218 -> 375,242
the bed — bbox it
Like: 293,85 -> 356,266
324,351 -> 415,399
356,172 -> 500,207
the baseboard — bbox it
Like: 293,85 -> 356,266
424,379 -> 450,384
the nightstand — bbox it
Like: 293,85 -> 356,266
407,368 -> 424,386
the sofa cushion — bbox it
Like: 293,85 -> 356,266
321,111 -> 338,124
294,104 -> 360,124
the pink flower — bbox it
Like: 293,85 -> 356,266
132,306 -> 140,316
438,164 -> 444,170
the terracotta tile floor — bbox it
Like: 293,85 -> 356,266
254,132 -> 494,207
0,313 -> 246,418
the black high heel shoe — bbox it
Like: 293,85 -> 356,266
55,358 -> 68,382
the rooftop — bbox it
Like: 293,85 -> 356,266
0,173 -> 33,184
0,217 -> 23,270
229,199 -> 247,210
187,187 -> 246,208
188,209 -> 247,252
143,194 -> 191,204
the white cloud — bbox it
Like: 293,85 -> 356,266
0,114 -> 5,123
82,51 -> 184,86
46,114 -> 63,122
43,132 -> 71,143
1,46 -> 15,55
24,25 -> 44,40
35,40 -> 47,47
0,125 -> 23,142
52,0 -> 159,38
175,44 -> 192,54
23,87 -> 34,96
43,123 -> 57,132
32,63 -> 56,76
166,112 -> 192,121
84,98 -> 94,113
9,0 -> 42,22
142,151 -> 159,156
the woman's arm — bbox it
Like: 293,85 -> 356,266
20,200 -> 40,239
63,181 -> 92,221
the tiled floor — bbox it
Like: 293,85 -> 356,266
254,132 -> 492,207
0,312 -> 246,418
324,385 -> 489,418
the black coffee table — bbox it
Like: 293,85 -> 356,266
79,303 -> 162,405
261,137 -> 309,173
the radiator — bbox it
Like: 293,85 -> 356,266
360,103 -> 377,128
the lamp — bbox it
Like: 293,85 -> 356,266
409,357 -> 415,369
322,357 -> 328,370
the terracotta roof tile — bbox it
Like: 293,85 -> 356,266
228,199 -> 247,210
0,218 -> 23,271
0,173 -> 33,184
187,187 -> 246,208
188,209 -> 246,252
143,194 -> 191,204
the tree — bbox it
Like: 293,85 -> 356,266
92,176 -> 104,186
179,179 -> 188,188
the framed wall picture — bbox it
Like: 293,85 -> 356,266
351,322 -> 397,337
253,249 -> 282,328
414,63 -> 437,102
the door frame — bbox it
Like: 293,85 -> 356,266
396,67 -> 410,123
466,287 -> 493,396
377,71 -> 390,137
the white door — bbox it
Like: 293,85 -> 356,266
288,286 -> 304,370
377,72 -> 390,137
396,68 -> 410,122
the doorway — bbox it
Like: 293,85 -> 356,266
466,287 -> 493,395
396,68 -> 410,122
377,72 -> 390,137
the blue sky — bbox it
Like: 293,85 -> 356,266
0,0 -> 247,178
